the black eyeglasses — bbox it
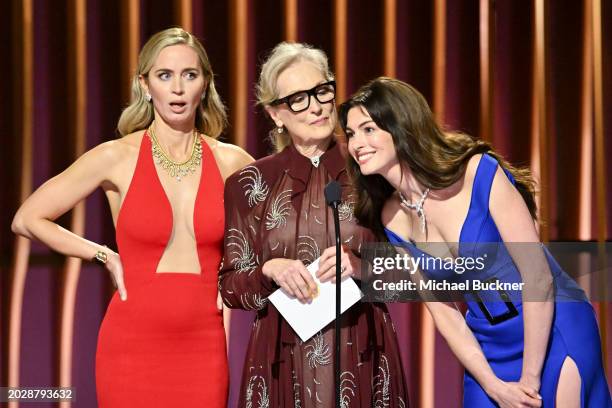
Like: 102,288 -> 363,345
270,81 -> 336,113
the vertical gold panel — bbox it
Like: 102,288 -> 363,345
592,0 -> 606,241
580,0 -> 593,241
176,0 -> 193,32
419,310 -> 435,408
333,0 -> 347,101
284,0 -> 298,42
531,0 -> 549,241
577,0 -> 595,305
591,0 -> 607,366
479,0 -> 493,142
8,2 -> 34,406
229,0 -> 248,148
432,0 -> 446,122
383,0 -> 396,77
120,0 -> 140,105
59,2 -> 87,406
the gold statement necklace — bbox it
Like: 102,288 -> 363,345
148,124 -> 202,182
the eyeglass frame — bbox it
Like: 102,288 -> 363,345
269,80 -> 337,113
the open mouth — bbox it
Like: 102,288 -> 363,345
169,102 -> 187,111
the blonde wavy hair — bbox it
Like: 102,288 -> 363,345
256,42 -> 334,151
117,27 -> 227,137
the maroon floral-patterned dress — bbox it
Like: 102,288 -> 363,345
219,142 -> 409,407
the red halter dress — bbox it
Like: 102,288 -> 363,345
95,133 -> 228,407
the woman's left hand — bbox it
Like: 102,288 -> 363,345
519,375 -> 541,396
316,245 -> 361,283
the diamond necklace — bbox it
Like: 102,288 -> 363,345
398,188 -> 430,234
149,125 -> 202,182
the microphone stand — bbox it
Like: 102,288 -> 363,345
325,181 -> 342,408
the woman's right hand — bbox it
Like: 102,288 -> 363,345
487,379 -> 542,408
106,251 -> 128,301
262,258 -> 317,303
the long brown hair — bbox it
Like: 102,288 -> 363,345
338,77 -> 537,238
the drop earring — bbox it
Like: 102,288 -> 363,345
145,93 -> 152,102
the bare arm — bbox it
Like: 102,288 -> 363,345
382,185 -> 543,407
426,302 -> 500,391
12,141 -> 120,257
489,166 -> 554,391
425,301 -> 541,407
12,140 -> 128,299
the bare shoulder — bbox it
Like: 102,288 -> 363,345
203,136 -> 255,181
381,194 -> 410,237
85,131 -> 141,168
463,153 -> 484,182
381,194 -> 402,226
82,131 -> 144,188
91,132 -> 142,161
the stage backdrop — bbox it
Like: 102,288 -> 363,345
2,1 -> 612,407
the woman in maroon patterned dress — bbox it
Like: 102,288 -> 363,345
219,42 -> 409,407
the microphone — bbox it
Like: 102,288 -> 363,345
325,180 -> 342,408
324,180 -> 342,208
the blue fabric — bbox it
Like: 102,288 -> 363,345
385,154 -> 611,407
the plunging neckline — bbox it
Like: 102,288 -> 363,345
384,154 -> 486,258
114,131 -> 205,275
150,131 -> 205,274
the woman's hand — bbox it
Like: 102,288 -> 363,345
519,374 -> 541,396
106,251 -> 127,301
262,258 -> 317,303
487,378 -> 542,408
316,245 -> 361,283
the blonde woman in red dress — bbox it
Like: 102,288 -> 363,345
12,28 -> 252,407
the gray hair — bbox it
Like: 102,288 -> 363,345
256,42 -> 334,151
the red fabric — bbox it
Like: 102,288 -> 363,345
95,133 -> 228,407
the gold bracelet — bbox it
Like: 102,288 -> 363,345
92,246 -> 108,265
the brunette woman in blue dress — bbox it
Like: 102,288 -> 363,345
338,77 -> 611,408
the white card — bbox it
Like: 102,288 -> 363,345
268,257 -> 363,342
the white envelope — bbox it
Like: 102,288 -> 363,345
268,257 -> 363,342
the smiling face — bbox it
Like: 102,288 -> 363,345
345,106 -> 399,177
265,60 -> 336,147
140,44 -> 206,129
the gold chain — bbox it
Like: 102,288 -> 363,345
148,124 -> 202,182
